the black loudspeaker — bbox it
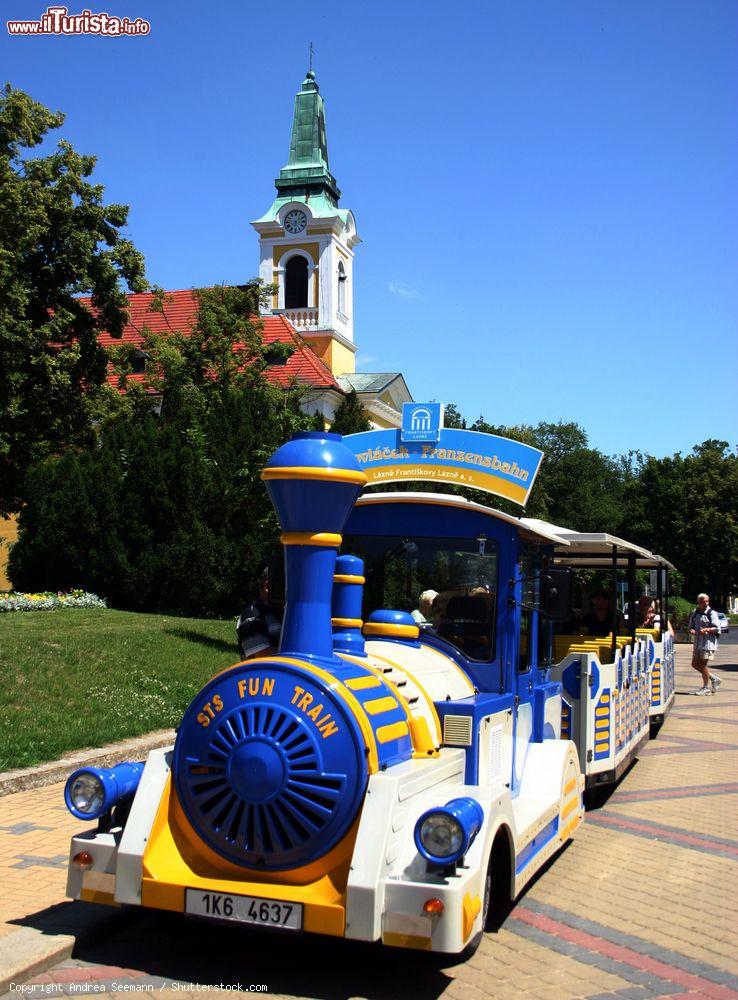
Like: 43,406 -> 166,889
540,567 -> 573,621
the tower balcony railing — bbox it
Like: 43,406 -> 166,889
280,307 -> 319,331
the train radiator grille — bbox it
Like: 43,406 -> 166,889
443,715 -> 473,746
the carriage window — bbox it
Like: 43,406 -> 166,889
343,534 -> 498,661
518,545 -> 539,672
518,608 -> 531,671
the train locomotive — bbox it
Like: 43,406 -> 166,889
64,430 -> 587,955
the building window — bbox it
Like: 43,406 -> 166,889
132,349 -> 149,374
285,255 -> 308,309
337,260 -> 346,315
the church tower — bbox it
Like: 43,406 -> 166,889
252,71 -> 360,377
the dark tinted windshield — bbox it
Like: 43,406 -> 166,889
343,534 -> 498,661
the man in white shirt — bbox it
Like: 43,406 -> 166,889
689,593 -> 722,695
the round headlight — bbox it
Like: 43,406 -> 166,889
419,812 -> 464,860
69,772 -> 105,815
64,762 -> 145,821
414,796 -> 485,866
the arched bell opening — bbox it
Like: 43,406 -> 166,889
285,255 -> 309,309
337,260 -> 347,316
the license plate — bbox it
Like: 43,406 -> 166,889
185,889 -> 302,931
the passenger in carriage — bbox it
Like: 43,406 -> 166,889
636,595 -> 657,628
559,607 -> 585,634
582,590 -> 624,637
652,599 -> 675,635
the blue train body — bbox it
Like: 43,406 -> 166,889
63,430 -> 669,954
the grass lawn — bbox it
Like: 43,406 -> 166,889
0,608 -> 239,772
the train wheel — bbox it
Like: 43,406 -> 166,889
463,828 -> 513,957
485,829 -> 514,931
481,858 -> 492,930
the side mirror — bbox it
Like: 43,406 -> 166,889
540,567 -> 573,621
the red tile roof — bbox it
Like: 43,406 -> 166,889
84,288 -> 340,393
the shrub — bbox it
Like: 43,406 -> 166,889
669,595 -> 695,631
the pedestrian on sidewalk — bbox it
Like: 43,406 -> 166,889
689,593 -> 722,696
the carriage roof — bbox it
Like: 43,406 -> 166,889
353,494 -> 673,570
519,518 -> 676,570
354,492 -> 569,547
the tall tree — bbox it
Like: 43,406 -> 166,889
466,417 -> 621,527
330,389 -> 371,435
9,286 -> 323,614
443,403 -> 466,429
532,422 -> 624,533
0,85 -> 147,516
623,441 -> 738,606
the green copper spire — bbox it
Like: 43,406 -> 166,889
275,71 -> 341,204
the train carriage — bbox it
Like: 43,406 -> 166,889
644,555 -> 677,727
521,524 -> 676,786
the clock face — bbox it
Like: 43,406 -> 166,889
284,210 -> 307,234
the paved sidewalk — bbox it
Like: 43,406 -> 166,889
1,640 -> 736,998
0,783 -> 88,938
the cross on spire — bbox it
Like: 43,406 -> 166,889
309,41 -> 314,73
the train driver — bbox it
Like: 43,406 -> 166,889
412,589 -> 439,627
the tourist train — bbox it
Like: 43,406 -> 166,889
63,428 -> 674,955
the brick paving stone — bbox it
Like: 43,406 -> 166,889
0,781 -> 81,935
1,643 -> 737,999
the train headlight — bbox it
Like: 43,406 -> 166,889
419,812 -> 464,859
414,797 -> 485,866
64,762 -> 144,821
68,772 -> 105,816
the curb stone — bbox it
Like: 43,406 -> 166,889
0,730 -> 175,796
0,904 -> 131,995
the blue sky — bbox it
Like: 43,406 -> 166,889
3,0 -> 736,457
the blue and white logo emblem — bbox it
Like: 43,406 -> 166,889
401,402 -> 444,443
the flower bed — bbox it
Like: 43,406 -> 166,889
0,590 -> 107,612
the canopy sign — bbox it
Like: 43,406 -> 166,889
343,426 -> 543,506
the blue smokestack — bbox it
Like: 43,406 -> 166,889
261,432 -> 366,661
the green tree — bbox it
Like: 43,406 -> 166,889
443,403 -> 466,429
467,417 -> 622,527
531,422 -> 624,533
623,440 -> 738,606
0,85 -> 147,517
9,285 -> 323,615
329,389 -> 371,435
